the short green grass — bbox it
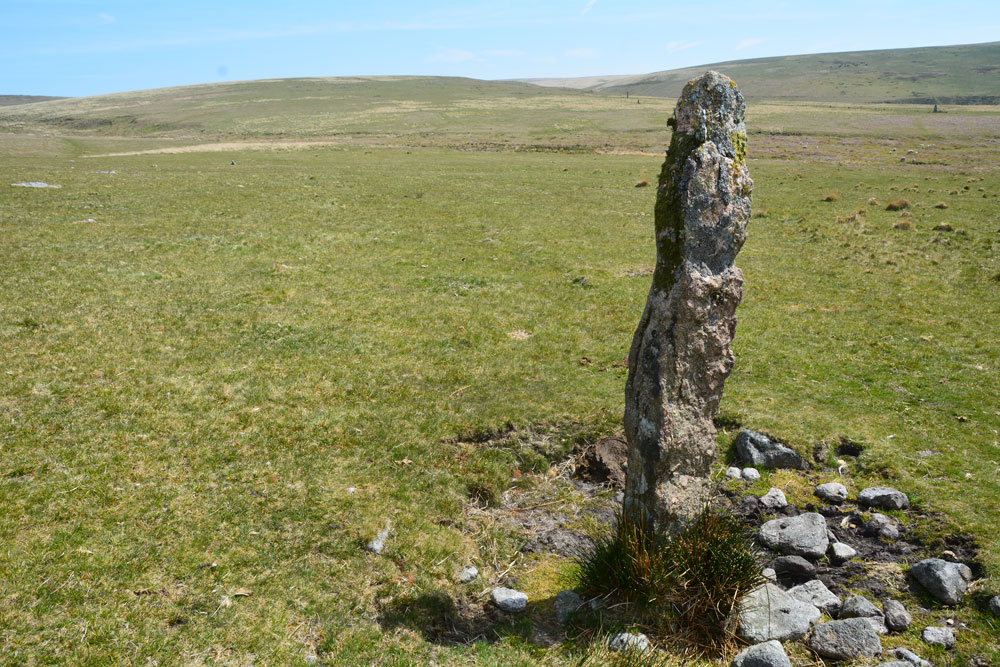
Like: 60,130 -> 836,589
1,89 -> 998,664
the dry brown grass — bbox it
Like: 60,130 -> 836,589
886,198 -> 911,211
823,192 -> 839,202
867,197 -> 879,206
935,202 -> 949,209
634,177 -> 650,188
892,219 -> 914,230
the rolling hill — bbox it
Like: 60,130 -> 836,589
532,41 -> 1000,104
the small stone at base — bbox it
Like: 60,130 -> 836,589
607,632 -> 650,652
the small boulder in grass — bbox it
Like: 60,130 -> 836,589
828,541 -> 857,563
910,558 -> 972,605
734,430 -> 806,469
491,587 -> 528,613
772,555 -> 816,581
922,625 -> 955,648
742,467 -> 761,481
893,647 -> 932,667
990,595 -> 1000,617
814,482 -> 847,503
809,617 -> 883,661
858,487 -> 909,510
731,640 -> 791,667
883,599 -> 912,632
759,487 -> 787,510
607,632 -> 650,652
759,513 -> 829,558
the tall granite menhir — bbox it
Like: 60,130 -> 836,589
623,71 -> 752,533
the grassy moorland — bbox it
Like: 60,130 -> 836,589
0,79 -> 998,665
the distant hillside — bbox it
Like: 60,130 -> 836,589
0,95 -> 66,107
536,42 -> 1000,104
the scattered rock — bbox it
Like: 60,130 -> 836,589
877,662 -> 913,667
788,579 -> 841,615
864,513 -> 900,540
840,594 -> 883,620
815,482 -> 848,503
553,590 -> 583,625
921,625 -> 955,648
910,558 -> 972,605
11,181 -> 61,188
772,555 -> 816,581
760,487 -> 788,510
759,513 -> 829,558
990,595 -> 1000,617
742,467 -> 761,481
762,568 -> 777,582
883,599 -> 912,632
809,617 -> 883,661
738,583 -> 820,642
457,566 -> 479,584
608,631 -> 650,652
858,487 -> 909,510
828,541 -> 857,563
365,519 -> 391,554
731,640 -> 791,667
726,466 -> 743,480
491,587 -> 528,613
735,430 -> 806,469
893,646 -> 932,667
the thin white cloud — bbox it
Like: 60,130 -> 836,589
735,38 -> 766,50
665,41 -> 701,53
582,0 -> 597,15
97,13 -> 116,25
481,49 -> 526,57
426,47 -> 480,63
566,48 -> 599,58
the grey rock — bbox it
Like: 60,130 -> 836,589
921,625 -> 955,648
760,487 -> 788,510
877,662 -> 913,667
858,486 -> 909,510
735,430 -> 805,469
910,559 -> 972,605
458,565 -> 479,584
772,555 -> 816,580
731,640 -> 791,667
989,595 -> 1000,617
553,590 -> 583,625
759,512 -> 829,558
738,583 -> 820,642
893,647 -> 932,667
742,467 -> 761,481
623,71 -> 752,533
761,567 -> 777,582
809,617 -> 883,660
815,482 -> 848,503
491,587 -> 528,613
863,616 -> 889,635
839,594 -> 883,619
829,541 -> 857,563
864,513 -> 900,540
608,631 -> 650,652
788,579 -> 841,615
726,466 -> 743,480
883,599 -> 912,632
365,518 -> 392,554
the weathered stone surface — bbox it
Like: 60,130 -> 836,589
921,625 -> 955,648
457,565 -> 479,584
809,617 -> 883,661
761,567 -> 776,582
990,595 -> 1000,617
883,599 -> 912,632
877,662 -> 913,667
738,583 -> 820,642
772,555 -> 816,581
910,558 -> 972,605
734,430 -> 805,469
828,541 -> 857,563
759,512 -> 829,558
760,487 -> 788,510
788,579 -> 841,615
731,640 -> 791,667
491,587 -> 528,613
815,482 -> 848,503
742,467 -> 761,481
608,631 -> 650,652
840,594 -> 883,619
726,466 -> 742,479
858,486 -> 909,510
623,71 -> 752,533
893,647 -> 932,667
553,590 -> 583,625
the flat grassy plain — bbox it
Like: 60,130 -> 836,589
1,84 -> 999,664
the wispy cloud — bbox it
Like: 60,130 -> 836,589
581,0 -> 597,16
665,41 -> 701,53
481,49 -> 526,57
735,38 -> 766,50
566,48 -> 599,58
96,13 -> 116,25
426,47 -> 480,64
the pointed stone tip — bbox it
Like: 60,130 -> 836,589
673,71 -> 746,160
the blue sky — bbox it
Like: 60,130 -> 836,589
4,1 -> 999,97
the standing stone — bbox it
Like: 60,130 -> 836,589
623,71 -> 752,533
